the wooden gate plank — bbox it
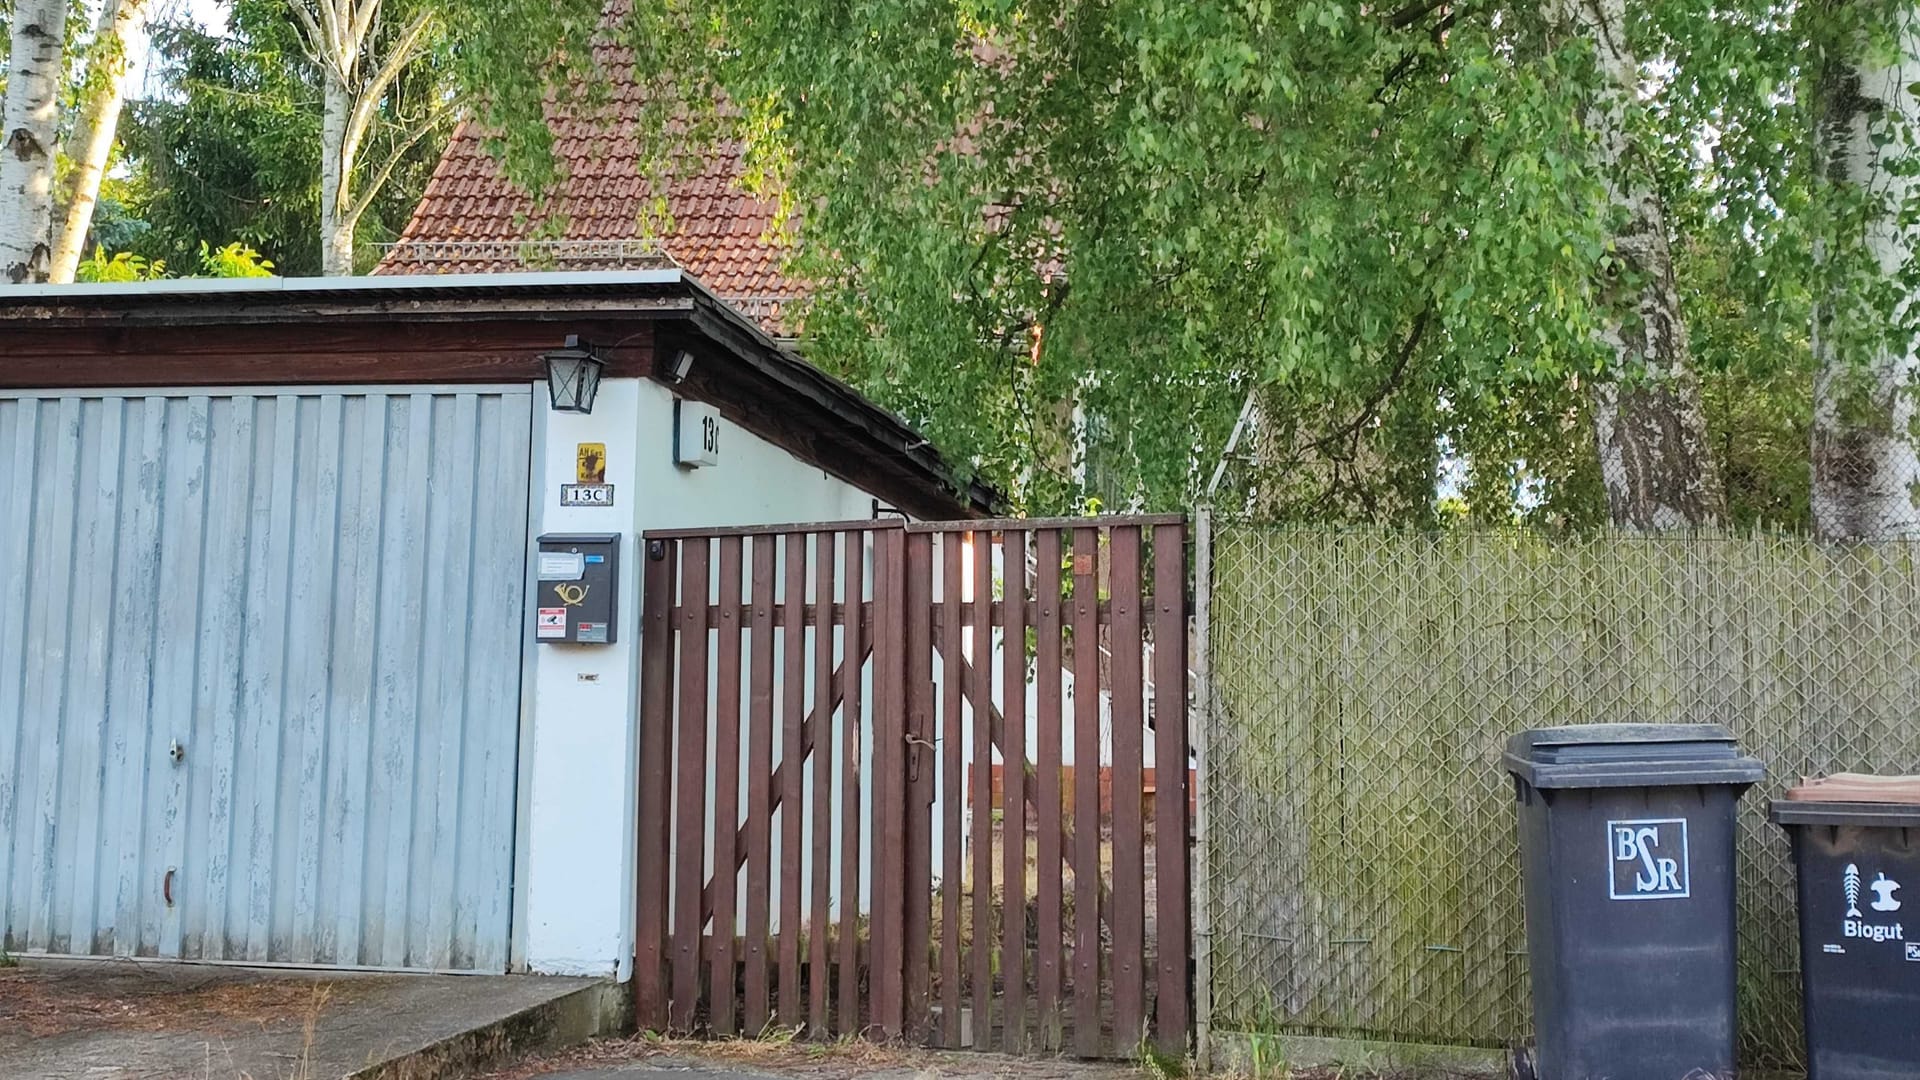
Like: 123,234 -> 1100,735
1034,528 -> 1065,1051
1151,523 -> 1191,1057
1000,529 -> 1028,1053
837,531 -> 865,1035
635,538 -> 677,1031
780,533 -> 807,1027
809,532 -> 837,1037
1071,527 -> 1102,1056
871,528 -> 907,1037
670,540 -> 712,1034
710,536 -> 746,1035
1109,527 -> 1146,1048
969,531 -> 994,1048
904,531 -> 936,1039
939,534 -> 965,1048
744,538 -> 777,1033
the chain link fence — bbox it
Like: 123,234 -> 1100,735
1195,518 -> 1920,1071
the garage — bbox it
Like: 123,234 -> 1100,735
0,386 -> 531,972
0,271 -> 992,977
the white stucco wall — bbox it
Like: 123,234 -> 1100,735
519,377 -> 881,977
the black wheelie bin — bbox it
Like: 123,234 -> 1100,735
1504,723 -> 1765,1080
1772,773 -> 1920,1080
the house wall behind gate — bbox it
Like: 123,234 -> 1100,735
521,378 -> 881,978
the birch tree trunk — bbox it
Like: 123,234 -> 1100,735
48,0 -> 158,284
1810,11 -> 1920,542
292,1 -> 437,276
1558,0 -> 1726,530
0,0 -> 71,285
320,75 -> 358,276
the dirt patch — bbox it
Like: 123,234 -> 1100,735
0,963 -> 359,1040
472,1034 -> 1488,1080
475,1036 -> 1156,1080
1279,1071 -> 1491,1080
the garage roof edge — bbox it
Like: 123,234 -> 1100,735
0,269 -> 687,302
0,270 -> 1004,519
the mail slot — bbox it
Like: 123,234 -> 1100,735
535,533 -> 620,645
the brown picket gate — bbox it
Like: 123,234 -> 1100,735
633,516 -> 1190,1059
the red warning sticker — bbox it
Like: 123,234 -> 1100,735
537,608 -> 567,639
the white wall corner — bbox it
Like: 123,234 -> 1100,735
523,378 -> 644,978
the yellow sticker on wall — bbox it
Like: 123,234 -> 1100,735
577,442 -> 607,484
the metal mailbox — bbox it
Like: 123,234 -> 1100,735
535,533 -> 620,645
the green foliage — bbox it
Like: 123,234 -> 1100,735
363,0 -> 1902,522
76,246 -> 165,282
88,180 -> 153,254
75,241 -> 277,282
198,241 -> 277,278
552,0 -> 1742,515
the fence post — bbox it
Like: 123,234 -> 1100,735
1192,506 -> 1213,1067
635,536 -> 677,1032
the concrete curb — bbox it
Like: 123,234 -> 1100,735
348,978 -> 628,1080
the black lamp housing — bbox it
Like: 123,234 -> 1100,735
543,335 -> 606,414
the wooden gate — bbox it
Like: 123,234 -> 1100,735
633,516 -> 1190,1058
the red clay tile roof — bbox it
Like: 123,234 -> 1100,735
375,17 -> 804,333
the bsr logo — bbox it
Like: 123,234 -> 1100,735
1608,819 -> 1691,901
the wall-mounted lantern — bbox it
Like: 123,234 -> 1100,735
543,335 -> 605,414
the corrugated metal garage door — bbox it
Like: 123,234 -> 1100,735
0,387 -> 531,972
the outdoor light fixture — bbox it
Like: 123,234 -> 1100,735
665,348 -> 696,385
544,335 -> 606,414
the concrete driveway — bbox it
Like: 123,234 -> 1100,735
0,957 -> 618,1079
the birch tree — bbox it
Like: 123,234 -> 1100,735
48,0 -> 158,284
1556,0 -> 1726,530
1810,4 -> 1920,541
0,0 -> 69,284
288,0 -> 440,275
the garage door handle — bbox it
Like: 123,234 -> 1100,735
163,868 -> 176,908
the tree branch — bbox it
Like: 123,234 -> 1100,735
1339,303 -> 1434,459
287,1 -> 330,70
349,0 -> 386,58
342,8 -> 435,176
1373,8 -> 1461,106
1385,0 -> 1449,30
1291,302 -> 1436,461
347,102 -> 447,223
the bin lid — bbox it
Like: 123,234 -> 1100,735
1503,723 -> 1765,790
1770,774 -> 1920,827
